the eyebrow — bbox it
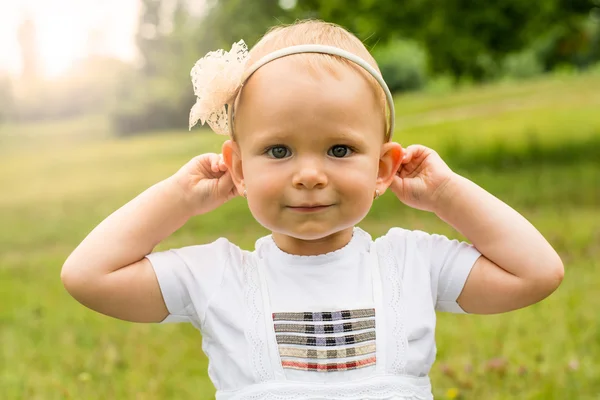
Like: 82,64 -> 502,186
250,128 -> 368,145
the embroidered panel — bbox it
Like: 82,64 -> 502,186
272,308 -> 376,372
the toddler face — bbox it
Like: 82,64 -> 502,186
231,57 -> 388,244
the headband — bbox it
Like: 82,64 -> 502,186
189,40 -> 395,138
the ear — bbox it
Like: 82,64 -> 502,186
222,139 -> 245,195
376,142 -> 404,194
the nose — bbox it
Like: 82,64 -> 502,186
292,157 -> 328,189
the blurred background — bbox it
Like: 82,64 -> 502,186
1,0 -> 599,399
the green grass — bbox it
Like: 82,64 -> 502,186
1,72 -> 599,399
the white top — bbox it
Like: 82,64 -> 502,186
146,227 -> 481,399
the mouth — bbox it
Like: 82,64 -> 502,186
287,204 -> 334,212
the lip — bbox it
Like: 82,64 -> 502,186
287,204 -> 333,212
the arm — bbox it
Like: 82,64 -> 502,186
61,178 -> 191,322
61,153 -> 236,323
434,174 -> 564,314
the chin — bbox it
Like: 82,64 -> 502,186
251,208 -> 366,241
271,222 -> 356,242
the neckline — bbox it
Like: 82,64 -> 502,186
255,227 -> 372,267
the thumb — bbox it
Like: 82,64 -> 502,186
388,174 -> 403,196
216,170 -> 236,200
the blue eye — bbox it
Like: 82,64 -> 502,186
267,146 -> 291,159
328,145 -> 353,158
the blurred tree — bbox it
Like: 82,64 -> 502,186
137,0 -> 166,77
114,0 -> 597,135
372,38 -> 429,92
201,0 -> 294,48
114,0 -> 294,135
295,0 -> 595,80
114,0 -> 204,135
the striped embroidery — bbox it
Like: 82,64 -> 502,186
273,308 -> 376,372
279,343 -> 376,359
276,331 -> 375,347
275,319 -> 375,334
273,308 -> 375,322
281,356 -> 377,372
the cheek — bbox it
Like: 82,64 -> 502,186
331,157 -> 379,212
243,161 -> 284,200
335,157 -> 379,190
242,163 -> 286,231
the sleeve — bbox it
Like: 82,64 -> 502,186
385,228 -> 481,314
145,237 -> 240,324
417,230 -> 482,313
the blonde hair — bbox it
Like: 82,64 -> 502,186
245,20 -> 388,137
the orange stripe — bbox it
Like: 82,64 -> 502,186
281,356 -> 376,371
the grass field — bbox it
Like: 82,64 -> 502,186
1,72 -> 600,399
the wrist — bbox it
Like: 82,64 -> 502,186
431,172 -> 466,217
161,176 -> 198,219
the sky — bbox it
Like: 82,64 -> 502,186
0,0 -> 140,77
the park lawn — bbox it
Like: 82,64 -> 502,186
1,72 -> 599,399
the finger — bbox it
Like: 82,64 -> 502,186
402,144 -> 421,164
397,146 -> 419,175
396,163 -> 405,176
400,149 -> 413,165
402,147 -> 413,163
388,174 -> 404,197
209,153 -> 221,173
218,155 -> 228,172
402,144 -> 425,164
217,170 -> 236,198
189,154 -> 206,170
228,183 -> 241,201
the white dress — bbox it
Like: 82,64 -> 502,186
146,227 -> 481,399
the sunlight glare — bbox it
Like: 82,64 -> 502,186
36,16 -> 84,77
0,0 -> 139,78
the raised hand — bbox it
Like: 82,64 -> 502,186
388,144 -> 457,213
170,152 -> 239,216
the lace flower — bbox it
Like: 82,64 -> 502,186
189,40 -> 249,135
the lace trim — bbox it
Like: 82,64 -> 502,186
217,376 -> 432,400
255,227 -> 371,266
378,236 -> 409,374
242,253 -> 273,382
231,388 -> 430,400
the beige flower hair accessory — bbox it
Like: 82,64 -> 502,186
188,41 -> 396,138
189,40 -> 249,135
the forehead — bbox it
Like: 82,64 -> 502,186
233,57 -> 385,144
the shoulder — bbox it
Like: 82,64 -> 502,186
145,237 -> 247,286
376,227 -> 475,255
370,228 -> 434,286
372,227 -> 480,313
374,227 -> 436,256
145,236 -> 263,324
167,237 -> 245,265
373,227 -> 479,278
